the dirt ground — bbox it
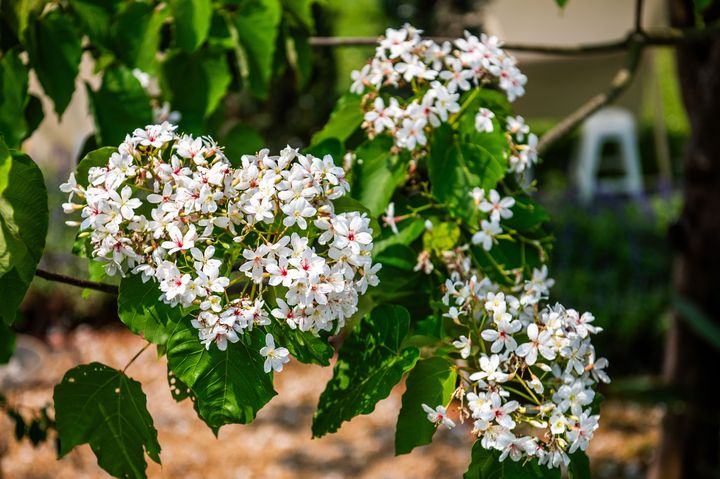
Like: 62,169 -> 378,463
0,328 -> 659,479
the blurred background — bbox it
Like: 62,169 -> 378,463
1,0 -> 685,477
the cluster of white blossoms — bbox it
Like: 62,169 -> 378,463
423,258 -> 609,469
61,123 -> 380,366
468,187 -> 516,252
350,25 -> 532,155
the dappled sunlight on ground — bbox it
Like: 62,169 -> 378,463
0,328 -> 658,479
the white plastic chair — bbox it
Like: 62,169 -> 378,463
572,106 -> 644,203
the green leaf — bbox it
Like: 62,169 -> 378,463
351,136 -> 408,217
220,123 -> 264,165
118,275 -> 185,346
87,67 -> 153,146
75,147 -> 116,188
282,0 -> 317,31
286,32 -> 312,89
568,451 -> 592,479
395,357 -> 457,454
503,195 -> 550,232
423,221 -> 461,254
270,324 -> 334,366
0,48 -> 30,148
373,217 -> 425,256
374,243 -> 417,271
161,49 -> 231,133
555,0 -> 569,7
312,304 -> 420,437
166,320 -> 277,430
0,321 -> 16,363
232,0 -> 282,99
429,131 -> 505,222
24,9 -> 82,117
24,94 -> 44,138
54,362 -> 161,479
304,138 -> 343,159
67,0 -> 122,49
310,92 -> 363,145
113,1 -> 168,73
0,0 -> 46,41
0,143 -> 48,325
465,442 -> 561,478
170,0 -> 212,52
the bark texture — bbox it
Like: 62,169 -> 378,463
650,1 -> 720,478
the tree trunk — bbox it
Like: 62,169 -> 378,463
649,1 -> 720,478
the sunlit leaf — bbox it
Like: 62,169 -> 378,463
312,304 -> 420,437
54,362 -> 161,479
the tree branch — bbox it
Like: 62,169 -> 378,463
35,268 -> 118,295
308,24 -> 720,54
537,40 -> 645,155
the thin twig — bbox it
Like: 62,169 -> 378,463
635,0 -> 645,33
123,343 -> 150,373
537,39 -> 645,154
308,25 -> 720,54
35,268 -> 118,295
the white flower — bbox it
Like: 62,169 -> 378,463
422,404 -> 455,429
471,219 -> 502,251
475,108 -> 495,133
479,189 -> 515,222
515,323 -> 556,366
452,335 -> 472,358
383,202 -> 399,234
161,224 -> 196,255
470,354 -> 510,384
259,333 -> 290,373
481,319 -> 522,353
506,115 -> 529,141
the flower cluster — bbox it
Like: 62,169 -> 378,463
351,25 -> 533,158
425,257 -> 609,469
61,123 -> 380,367
468,187 -> 516,252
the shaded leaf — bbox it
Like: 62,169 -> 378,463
568,451 -> 592,479
24,9 -> 83,116
395,357 -> 457,454
232,0 -> 282,99
87,67 -> 153,145
118,274 -> 185,346
220,123 -> 264,165
304,138 -> 343,159
0,143 -> 48,324
170,0 -> 212,52
465,442 -> 561,478
0,321 -> 16,363
166,320 -> 277,430
429,131 -> 505,222
161,49 -> 231,133
351,136 -> 408,217
270,324 -> 334,366
67,0 -> 122,49
113,1 -> 168,73
75,147 -> 116,188
0,48 -> 30,148
54,362 -> 161,479
312,304 -> 420,437
310,92 -> 363,145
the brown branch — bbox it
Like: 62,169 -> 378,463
536,40 -> 645,155
308,25 -> 720,54
35,268 -> 118,295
